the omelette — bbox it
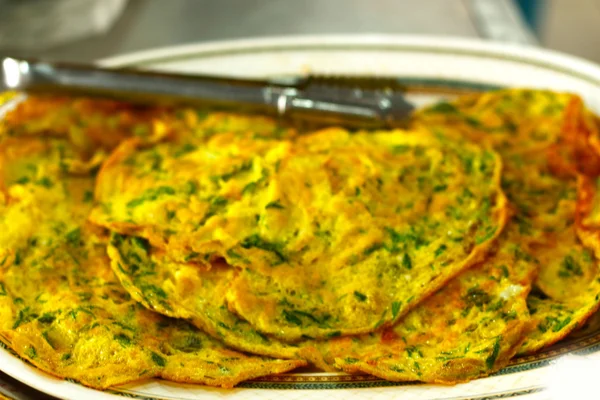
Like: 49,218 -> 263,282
108,233 -> 301,359
0,134 -> 304,389
412,89 -> 600,354
2,87 -> 600,390
305,227 -> 535,382
91,125 -> 506,341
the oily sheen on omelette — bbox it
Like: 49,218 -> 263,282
0,88 -> 600,389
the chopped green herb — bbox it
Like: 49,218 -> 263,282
475,226 -> 496,245
464,287 -> 491,308
327,331 -> 341,338
217,321 -> 230,330
433,184 -> 448,192
83,190 -> 94,203
14,250 -> 21,266
131,237 -> 150,254
434,244 -> 447,258
402,254 -> 412,270
173,143 -> 197,158
392,301 -> 402,320
0,282 -> 6,296
150,351 -> 166,367
36,177 -> 53,188
242,182 -> 257,195
364,243 -> 383,256
114,333 -> 132,347
282,310 -> 302,326
374,310 -> 388,329
485,336 -> 501,369
427,102 -> 459,114
141,284 -> 168,299
551,313 -> 571,331
211,196 -> 228,207
25,346 -> 37,359
240,234 -> 286,262
392,145 -> 411,154
219,161 -> 253,182
37,313 -> 55,324
265,200 -> 285,209
558,255 -> 583,278
354,291 -> 367,302
65,228 -> 81,246
42,331 -> 56,349
127,186 -> 176,208
389,365 -> 405,373
183,181 -> 197,195
15,176 -> 30,185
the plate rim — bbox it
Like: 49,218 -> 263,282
98,34 -> 600,86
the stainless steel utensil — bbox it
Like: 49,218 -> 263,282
1,56 -> 414,128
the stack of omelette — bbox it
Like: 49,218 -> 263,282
0,89 -> 599,389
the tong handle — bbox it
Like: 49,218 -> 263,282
1,57 -> 413,128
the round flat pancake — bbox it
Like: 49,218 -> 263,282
107,233 -> 301,359
0,137 -> 304,389
301,228 -> 535,383
414,89 -> 600,355
92,127 -> 507,341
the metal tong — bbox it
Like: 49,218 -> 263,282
0,56 -> 414,128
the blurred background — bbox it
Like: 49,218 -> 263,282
0,0 -> 598,64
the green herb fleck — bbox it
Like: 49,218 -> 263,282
150,351 -> 166,367
65,228 -> 81,246
354,291 -> 367,302
475,226 -> 496,244
127,186 -> 176,208
36,177 -> 53,188
282,310 -> 302,326
392,301 -> 402,320
464,287 -> 491,308
427,102 -> 459,114
240,234 -> 286,263
114,333 -> 132,347
433,184 -> 448,192
485,336 -> 501,369
173,143 -> 197,158
364,243 -> 383,256
434,244 -> 447,258
402,253 -> 412,270
25,346 -> 37,359
265,200 -> 285,209
38,313 -> 55,324
83,190 -> 94,203
242,182 -> 257,195
559,255 -> 583,278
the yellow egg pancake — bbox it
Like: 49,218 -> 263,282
301,227 -> 535,383
0,137 -> 304,389
413,89 -> 600,354
107,233 -> 301,359
92,126 -> 507,341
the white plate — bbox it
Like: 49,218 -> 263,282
3,34 -> 600,400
